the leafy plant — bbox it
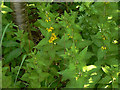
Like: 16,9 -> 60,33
1,2 -> 119,89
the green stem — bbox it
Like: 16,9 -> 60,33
14,55 -> 27,86
1,23 -> 11,45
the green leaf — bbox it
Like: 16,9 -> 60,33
105,58 -> 118,66
91,72 -> 102,84
2,41 -> 19,47
77,46 -> 88,62
39,27 -> 47,36
73,33 -> 82,40
5,48 -> 22,63
34,38 -> 48,49
91,35 -> 103,47
97,48 -> 106,60
48,48 -> 56,59
76,40 -> 92,49
102,66 -> 111,75
85,52 -> 95,60
79,5 -> 86,11
83,65 -> 97,72
65,40 -> 72,48
66,77 -> 85,88
1,3 -> 13,13
58,63 -> 76,81
98,75 -> 111,84
103,39 -> 110,49
77,47 -> 88,69
29,79 -> 41,88
36,20 -> 49,27
2,75 -> 12,88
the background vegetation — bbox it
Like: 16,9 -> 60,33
1,2 -> 119,88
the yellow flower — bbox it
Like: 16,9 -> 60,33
66,26 -> 69,28
67,34 -> 70,36
46,14 -> 48,17
101,35 -> 104,37
45,19 -> 48,22
46,27 -> 54,32
104,47 -> 106,50
50,27 -> 54,30
103,37 -> 106,40
108,16 -> 112,20
48,29 -> 52,32
50,36 -> 55,41
54,43 -> 56,45
69,36 -> 73,38
101,46 -> 107,50
52,33 -> 55,36
52,33 -> 57,39
71,46 -> 76,49
49,39 -> 53,43
76,77 -> 79,81
49,19 -> 51,21
102,35 -> 106,40
112,40 -> 118,44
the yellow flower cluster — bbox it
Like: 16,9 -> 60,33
67,34 -> 73,38
101,46 -> 107,50
45,13 -> 51,22
49,33 -> 57,43
45,13 -> 57,43
102,35 -> 106,40
46,27 -> 54,32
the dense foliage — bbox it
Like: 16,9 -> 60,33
1,2 -> 119,88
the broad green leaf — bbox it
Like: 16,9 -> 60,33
98,75 -> 111,84
38,27 -> 47,36
97,48 -> 106,60
1,3 -> 13,14
91,72 -> 102,84
77,46 -> 88,62
103,39 -> 110,49
102,66 -> 111,75
79,5 -> 86,11
83,65 -> 97,72
73,33 -> 82,40
29,79 -> 41,88
48,48 -> 56,59
34,38 -> 48,49
2,41 -> 19,47
66,77 -> 85,88
77,47 -> 88,69
5,48 -> 21,63
58,63 -> 76,81
76,40 -> 92,49
105,58 -> 118,66
85,52 -> 95,60
2,75 -> 12,88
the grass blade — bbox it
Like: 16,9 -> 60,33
14,55 -> 27,85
